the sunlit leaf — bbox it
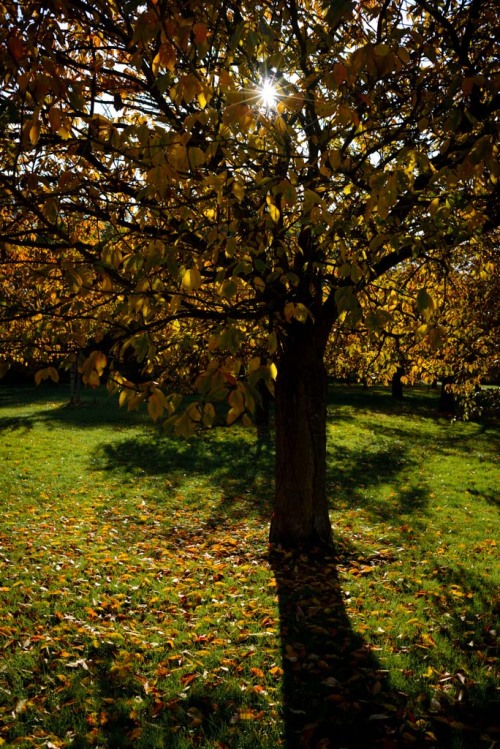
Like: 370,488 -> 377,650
182,267 -> 202,291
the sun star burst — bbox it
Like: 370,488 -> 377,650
259,78 -> 278,109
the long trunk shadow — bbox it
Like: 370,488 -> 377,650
270,548 -> 405,749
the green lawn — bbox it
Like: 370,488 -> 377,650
0,383 -> 498,748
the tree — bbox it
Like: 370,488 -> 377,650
326,233 -> 499,403
1,0 -> 498,547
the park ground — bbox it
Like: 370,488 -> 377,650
0,383 -> 498,748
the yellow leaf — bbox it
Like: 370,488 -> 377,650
29,121 -> 40,145
202,402 -> 216,427
294,303 -> 311,323
248,356 -> 260,373
220,278 -> 237,298
303,188 -> 321,213
268,331 -> 278,355
167,142 -> 188,170
254,277 -> 265,293
47,366 -> 59,383
148,392 -> 165,421
93,351 -> 107,376
188,146 -> 205,168
186,402 -> 202,422
34,369 -> 45,386
228,388 -> 244,412
269,363 -> 278,380
281,93 -> 304,113
232,181 -> 245,201
182,267 -> 202,291
397,47 -> 411,64
66,268 -> 83,293
174,412 -> 196,438
87,370 -> 100,388
57,126 -> 72,139
152,51 -> 161,76
238,709 -> 265,721
350,264 -> 363,283
429,197 -> 440,217
226,407 -> 240,425
429,324 -> 445,349
274,115 -> 288,135
284,301 -> 295,322
268,203 -> 280,223
416,289 -> 435,317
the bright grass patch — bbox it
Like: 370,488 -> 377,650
0,383 -> 498,748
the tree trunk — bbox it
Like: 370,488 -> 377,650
439,376 -> 456,413
70,355 -> 82,405
270,323 -> 333,548
391,367 -> 404,399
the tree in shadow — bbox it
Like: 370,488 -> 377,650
269,547 -> 413,749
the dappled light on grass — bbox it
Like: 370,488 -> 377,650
0,384 -> 499,748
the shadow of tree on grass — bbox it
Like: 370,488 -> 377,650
3,385 -> 498,747
326,441 -> 430,523
270,547 -> 411,749
0,415 -> 35,433
91,427 -> 275,523
270,545 -> 500,749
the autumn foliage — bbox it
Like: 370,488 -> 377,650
0,0 -> 498,544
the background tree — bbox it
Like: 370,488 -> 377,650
0,0 -> 498,547
326,233 -> 499,405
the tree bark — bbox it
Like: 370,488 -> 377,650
391,367 -> 404,399
70,357 -> 82,405
270,322 -> 333,548
439,376 -> 456,413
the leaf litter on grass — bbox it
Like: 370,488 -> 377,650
1,495 -> 283,747
1,384 -> 499,748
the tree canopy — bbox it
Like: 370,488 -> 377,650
327,232 -> 499,394
1,0 -> 498,545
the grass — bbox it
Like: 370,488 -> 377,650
0,382 -> 498,748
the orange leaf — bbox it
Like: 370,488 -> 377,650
240,709 -> 266,721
